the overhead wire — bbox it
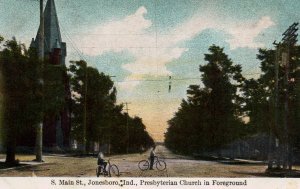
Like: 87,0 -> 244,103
59,25 -> 90,64
28,0 -> 263,87
113,72 -> 260,83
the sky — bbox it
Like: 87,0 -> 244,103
1,0 -> 300,141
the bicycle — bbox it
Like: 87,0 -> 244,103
138,156 -> 166,171
96,159 -> 120,177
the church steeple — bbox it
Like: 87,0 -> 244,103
44,0 -> 61,52
33,0 -> 66,65
30,0 -> 71,149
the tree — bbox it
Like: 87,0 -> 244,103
200,45 -> 245,148
0,37 -> 43,164
165,45 -> 246,154
0,36 -> 67,164
243,46 -> 300,168
242,78 -> 270,133
69,60 -> 116,153
69,60 -> 154,154
128,116 -> 154,152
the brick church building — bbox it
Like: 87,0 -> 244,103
28,0 -> 71,149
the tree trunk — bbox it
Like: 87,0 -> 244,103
267,136 -> 273,169
35,123 -> 43,162
5,128 -> 16,164
86,139 -> 90,154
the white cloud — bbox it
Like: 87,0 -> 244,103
224,16 -> 275,49
161,15 -> 275,50
80,6 -> 154,56
159,15 -> 218,47
79,6 -> 192,90
78,7 -> 275,90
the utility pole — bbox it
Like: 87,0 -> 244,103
282,49 -> 289,169
281,22 -> 298,169
124,102 -> 130,153
107,76 -> 115,155
268,41 -> 281,169
83,62 -> 87,154
35,0 -> 44,162
38,0 -> 44,60
274,42 -> 281,169
267,23 -> 298,170
296,47 -> 300,168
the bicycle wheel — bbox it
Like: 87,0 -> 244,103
156,160 -> 166,171
138,160 -> 149,171
96,166 -> 100,177
109,164 -> 120,177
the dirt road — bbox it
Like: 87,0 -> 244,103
124,145 -> 268,177
0,145 -> 290,177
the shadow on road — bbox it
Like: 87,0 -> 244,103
231,169 -> 300,178
194,154 -> 266,165
0,162 -> 25,170
0,160 -> 53,174
217,160 -> 265,166
230,171 -> 270,177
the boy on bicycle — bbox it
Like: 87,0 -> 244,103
97,152 -> 107,173
149,146 -> 156,170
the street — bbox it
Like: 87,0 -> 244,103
0,145 -> 285,177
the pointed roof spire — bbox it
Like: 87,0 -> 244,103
44,0 -> 62,52
30,38 -> 36,48
34,0 -> 62,54
54,39 -> 61,49
33,0 -> 66,65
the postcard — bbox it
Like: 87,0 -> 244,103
0,0 -> 299,188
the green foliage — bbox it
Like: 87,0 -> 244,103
165,45 -> 246,154
69,61 -> 114,143
0,37 -> 44,162
68,60 -> 154,154
242,79 -> 270,133
243,46 -> 300,149
0,36 -> 69,162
